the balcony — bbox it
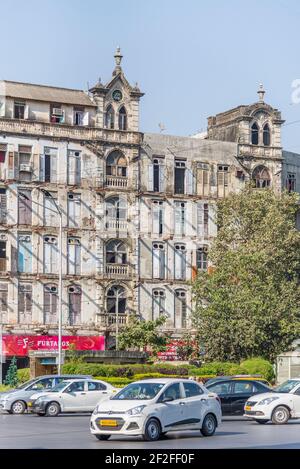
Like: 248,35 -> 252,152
98,314 -> 129,327
106,219 -> 128,232
105,176 -> 128,188
105,264 -> 129,278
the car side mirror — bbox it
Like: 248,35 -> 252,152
162,396 -> 174,403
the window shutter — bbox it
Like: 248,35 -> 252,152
18,289 -> 25,314
24,105 -> 29,119
44,242 -> 51,273
23,239 -> 32,273
185,168 -> 194,195
159,165 -> 165,192
83,111 -> 89,126
152,204 -> 160,234
39,154 -> 45,181
174,204 -> 181,235
208,204 -> 218,237
174,249 -> 181,280
152,295 -> 160,320
148,164 -> 154,191
153,248 -> 160,279
68,243 -> 75,274
160,249 -> 165,279
51,154 -> 57,183
75,244 -> 81,274
197,202 -> 204,237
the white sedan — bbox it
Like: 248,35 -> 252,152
90,378 -> 222,441
244,378 -> 300,424
28,379 -> 117,416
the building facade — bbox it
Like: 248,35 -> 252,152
1,51 -> 300,348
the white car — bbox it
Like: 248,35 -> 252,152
90,378 -> 222,441
244,378 -> 300,424
28,379 -> 117,416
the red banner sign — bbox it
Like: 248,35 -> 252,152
2,335 -> 105,357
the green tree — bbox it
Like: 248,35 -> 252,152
5,356 -> 18,387
118,315 -> 169,355
192,186 -> 300,363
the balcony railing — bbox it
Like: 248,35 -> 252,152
105,176 -> 128,188
106,219 -> 128,231
105,264 -> 129,278
98,314 -> 129,327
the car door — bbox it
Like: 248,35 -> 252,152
231,381 -> 254,415
157,383 -> 187,430
206,381 -> 232,415
292,386 -> 300,417
61,381 -> 87,411
182,381 -> 206,428
85,381 -> 109,411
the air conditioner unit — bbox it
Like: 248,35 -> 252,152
52,108 -> 63,116
19,164 -> 32,172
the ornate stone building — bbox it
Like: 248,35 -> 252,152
0,50 -> 300,349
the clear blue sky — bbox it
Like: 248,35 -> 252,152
2,0 -> 300,152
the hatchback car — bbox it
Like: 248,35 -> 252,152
29,379 -> 117,416
244,378 -> 300,424
0,374 -> 92,414
206,379 -> 272,415
90,378 -> 222,441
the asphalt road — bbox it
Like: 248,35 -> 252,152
1,413 -> 300,449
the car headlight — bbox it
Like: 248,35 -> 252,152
258,397 -> 280,405
126,405 -> 146,416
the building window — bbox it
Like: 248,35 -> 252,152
197,202 -> 209,238
174,244 -> 186,280
68,150 -> 81,185
0,189 -> 7,224
148,158 -> 165,192
105,105 -> 115,129
106,240 -> 127,265
152,289 -> 165,320
18,145 -> 32,182
50,104 -> 64,123
252,166 -> 271,188
174,160 -> 186,194
44,192 -> 58,226
18,284 -> 32,324
152,200 -> 164,235
68,193 -> 81,228
118,106 -> 127,130
41,147 -> 57,183
14,101 -> 25,119
175,290 -> 187,329
197,246 -> 208,271
106,151 -> 127,177
68,285 -> 81,325
286,173 -> 296,193
251,122 -> 259,145
73,107 -> 84,126
0,283 -> 8,322
152,242 -> 165,279
217,165 -> 229,198
44,236 -> 58,274
105,196 -> 127,230
44,284 -> 58,324
106,286 -> 126,315
0,144 -> 7,164
174,202 -> 186,236
0,241 -> 6,272
263,123 -> 271,146
18,189 -> 32,225
18,234 -> 32,273
197,163 -> 210,196
68,238 -> 81,275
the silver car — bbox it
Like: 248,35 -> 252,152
0,374 -> 92,414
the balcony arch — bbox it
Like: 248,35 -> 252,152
106,150 -> 128,188
252,165 -> 271,188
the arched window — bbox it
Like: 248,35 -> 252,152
152,289 -> 165,320
44,284 -> 58,324
106,150 -> 127,177
68,285 -> 81,326
106,240 -> 127,265
105,196 -> 127,220
263,123 -> 271,146
175,290 -> 187,329
252,165 -> 271,188
106,285 -> 126,315
251,122 -> 259,145
105,105 -> 115,129
118,106 -> 127,131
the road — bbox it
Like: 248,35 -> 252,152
1,413 -> 300,449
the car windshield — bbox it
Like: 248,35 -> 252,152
112,382 -> 165,400
16,378 -> 40,390
50,381 -> 70,392
274,380 -> 300,393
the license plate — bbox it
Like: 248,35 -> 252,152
245,406 -> 251,411
100,419 -> 118,427
28,402 -> 32,407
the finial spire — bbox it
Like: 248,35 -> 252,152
257,83 -> 265,103
114,46 -> 123,73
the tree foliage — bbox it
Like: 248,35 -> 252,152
192,187 -> 300,362
5,356 -> 18,387
118,315 -> 169,355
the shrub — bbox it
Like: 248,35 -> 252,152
94,377 -> 132,387
133,373 -> 182,380
240,357 -> 275,382
190,362 -> 247,376
17,368 -> 30,384
0,385 -> 11,392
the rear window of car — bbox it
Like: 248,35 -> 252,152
183,382 -> 203,398
233,381 -> 253,394
207,381 -> 231,394
88,381 -> 106,391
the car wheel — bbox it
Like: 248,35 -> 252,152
45,402 -> 60,417
11,400 -> 26,415
200,414 -> 217,437
255,419 -> 269,424
271,406 -> 290,425
95,435 -> 111,441
143,418 -> 161,441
